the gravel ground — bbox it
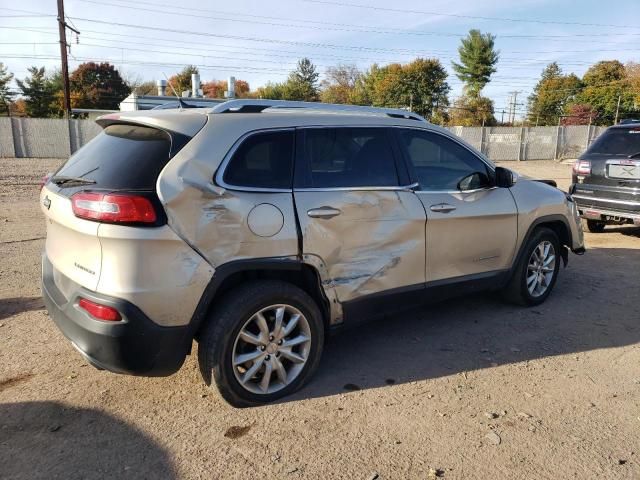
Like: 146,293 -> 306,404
1,158 -> 639,480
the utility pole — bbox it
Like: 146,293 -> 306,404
507,91 -> 523,126
614,95 -> 621,125
57,0 -> 79,118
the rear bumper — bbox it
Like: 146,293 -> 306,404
42,254 -> 189,376
572,195 -> 640,224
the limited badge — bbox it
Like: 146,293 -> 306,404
43,195 -> 51,210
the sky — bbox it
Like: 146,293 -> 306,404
1,0 -> 639,118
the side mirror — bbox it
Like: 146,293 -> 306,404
457,172 -> 490,191
495,167 -> 515,188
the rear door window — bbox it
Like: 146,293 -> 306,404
587,127 -> 640,156
222,130 -> 294,189
52,124 -> 180,195
300,128 -> 399,188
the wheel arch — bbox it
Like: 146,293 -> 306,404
188,259 -> 331,341
513,215 -> 572,272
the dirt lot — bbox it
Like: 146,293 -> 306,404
1,158 -> 639,479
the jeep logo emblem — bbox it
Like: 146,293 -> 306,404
43,195 -> 51,210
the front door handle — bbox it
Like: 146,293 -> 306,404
307,207 -> 342,219
430,203 -> 457,213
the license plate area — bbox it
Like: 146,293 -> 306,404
607,161 -> 640,180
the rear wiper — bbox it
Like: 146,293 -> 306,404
50,175 -> 97,187
628,152 -> 640,159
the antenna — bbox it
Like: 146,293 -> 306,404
162,72 -> 187,110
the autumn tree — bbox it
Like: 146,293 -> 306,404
449,95 -> 496,126
355,59 -> 450,121
202,79 -> 250,98
69,62 -> 130,110
527,63 -> 582,125
452,29 -> 499,97
0,63 -> 13,115
575,60 -> 635,125
16,67 -> 57,117
320,64 -> 361,104
562,104 -> 598,126
168,65 -> 199,95
626,62 -> 640,108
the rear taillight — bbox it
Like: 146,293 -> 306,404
78,298 -> 122,321
573,160 -> 591,175
71,192 -> 157,224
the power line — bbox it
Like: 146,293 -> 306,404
74,0 -> 640,40
301,0 -> 640,30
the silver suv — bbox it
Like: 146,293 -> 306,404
41,100 -> 585,406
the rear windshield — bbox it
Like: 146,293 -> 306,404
53,124 -> 178,192
587,127 -> 640,156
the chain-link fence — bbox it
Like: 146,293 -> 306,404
447,125 -> 607,161
0,117 -> 608,160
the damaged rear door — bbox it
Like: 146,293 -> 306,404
293,127 -> 427,305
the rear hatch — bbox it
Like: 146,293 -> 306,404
575,126 -> 640,208
41,123 -> 191,293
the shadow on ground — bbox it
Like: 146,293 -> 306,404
0,401 -> 176,479
0,296 -> 44,321
285,246 -> 640,402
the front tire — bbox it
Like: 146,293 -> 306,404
198,280 -> 324,407
503,227 -> 561,306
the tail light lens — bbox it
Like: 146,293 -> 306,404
573,160 -> 591,175
71,192 -> 157,224
78,298 -> 122,321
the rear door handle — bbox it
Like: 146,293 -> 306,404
430,203 -> 457,213
307,207 -> 342,219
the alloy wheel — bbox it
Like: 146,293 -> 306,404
526,240 -> 556,297
231,304 -> 311,395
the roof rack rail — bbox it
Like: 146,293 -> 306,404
209,99 -> 426,121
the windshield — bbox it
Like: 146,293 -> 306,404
587,127 -> 640,156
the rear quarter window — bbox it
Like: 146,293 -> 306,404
53,124 -> 183,193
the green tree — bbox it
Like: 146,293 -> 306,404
284,58 -> 320,101
527,63 -> 582,125
256,81 -> 286,100
16,66 -> 56,117
167,65 -> 199,95
452,29 -> 499,97
69,62 -> 130,110
0,62 -> 13,115
575,60 -> 635,125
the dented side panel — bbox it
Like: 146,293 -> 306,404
294,190 -> 427,302
96,224 -> 214,327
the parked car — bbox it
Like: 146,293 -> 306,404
570,120 -> 640,232
41,100 -> 585,406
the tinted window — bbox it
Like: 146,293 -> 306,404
303,128 -> 399,188
53,124 -> 176,194
587,127 -> 640,156
399,130 -> 491,191
223,131 -> 294,189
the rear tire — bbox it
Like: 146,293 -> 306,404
198,280 -> 324,408
584,219 -> 606,233
503,227 -> 561,306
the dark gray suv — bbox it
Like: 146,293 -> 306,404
570,121 -> 640,232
